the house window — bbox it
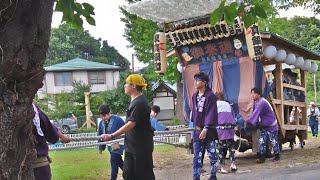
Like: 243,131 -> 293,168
88,71 -> 105,84
54,72 -> 72,86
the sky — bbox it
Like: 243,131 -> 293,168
52,1 -> 319,71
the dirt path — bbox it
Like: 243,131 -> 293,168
153,137 -> 320,180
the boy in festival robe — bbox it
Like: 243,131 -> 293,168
191,72 -> 218,180
246,88 -> 280,163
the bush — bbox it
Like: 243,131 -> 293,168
171,116 -> 181,126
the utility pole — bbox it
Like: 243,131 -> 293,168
82,92 -> 96,128
132,53 -> 135,72
314,74 -> 317,102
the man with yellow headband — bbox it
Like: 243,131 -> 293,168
101,74 -> 155,180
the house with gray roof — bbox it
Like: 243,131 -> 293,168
39,57 -> 121,96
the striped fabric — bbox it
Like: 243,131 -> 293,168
183,57 -> 269,123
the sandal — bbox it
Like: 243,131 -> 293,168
218,168 -> 228,174
230,165 -> 237,172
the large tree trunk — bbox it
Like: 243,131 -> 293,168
176,75 -> 184,124
0,0 -> 54,179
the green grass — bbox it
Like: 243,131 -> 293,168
50,145 -> 174,180
71,127 -> 97,134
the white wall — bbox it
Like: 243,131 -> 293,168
43,70 -> 120,95
73,71 -> 88,83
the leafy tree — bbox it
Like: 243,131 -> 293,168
71,80 -> 92,103
99,40 -> 130,68
93,71 -> 153,115
34,81 -> 91,120
0,0 -> 318,179
275,0 -> 320,14
47,23 -> 130,69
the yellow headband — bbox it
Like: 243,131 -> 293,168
126,74 -> 147,90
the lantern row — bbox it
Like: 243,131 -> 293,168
263,46 -> 318,73
165,17 -> 244,48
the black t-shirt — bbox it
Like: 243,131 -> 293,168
125,95 -> 154,154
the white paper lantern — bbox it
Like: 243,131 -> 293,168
294,57 -> 304,68
177,62 -> 183,73
285,53 -> 296,65
263,46 -> 277,59
274,49 -> 287,62
309,63 -> 318,73
302,59 -> 311,71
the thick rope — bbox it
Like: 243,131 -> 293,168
68,128 -> 194,142
50,138 -> 124,151
50,137 -> 189,151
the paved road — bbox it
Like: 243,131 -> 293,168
154,163 -> 320,180
221,163 -> 320,180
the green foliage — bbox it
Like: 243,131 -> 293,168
55,0 -> 95,29
275,0 -> 320,14
92,71 -> 154,114
90,95 -> 105,115
71,80 -> 92,103
34,81 -> 92,120
120,7 -> 182,84
47,24 -> 130,69
171,116 -> 182,126
98,40 -> 130,68
211,0 -> 271,28
48,92 -> 79,119
263,16 -> 320,102
74,127 -> 97,133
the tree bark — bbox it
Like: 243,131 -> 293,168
0,0 -> 54,179
176,74 -> 184,124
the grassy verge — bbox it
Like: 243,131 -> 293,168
50,145 -> 174,180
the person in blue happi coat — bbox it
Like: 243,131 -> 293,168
150,105 -> 168,131
98,104 -> 125,180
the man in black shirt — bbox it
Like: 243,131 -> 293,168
101,74 -> 155,180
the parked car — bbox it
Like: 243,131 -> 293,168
50,112 -> 78,134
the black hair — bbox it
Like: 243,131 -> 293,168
251,87 -> 263,96
194,71 -> 209,84
151,105 -> 161,113
283,68 -> 292,75
98,104 -> 110,115
289,72 -> 298,79
135,85 -> 143,92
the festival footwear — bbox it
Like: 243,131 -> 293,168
208,176 -> 217,180
273,154 -> 280,162
256,158 -> 265,163
230,164 -> 237,172
218,167 -> 228,174
256,155 -> 265,164
299,141 -> 305,148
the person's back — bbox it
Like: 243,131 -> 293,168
215,92 -> 237,173
216,100 -> 235,140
